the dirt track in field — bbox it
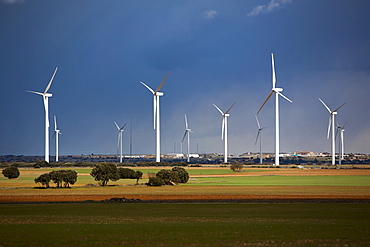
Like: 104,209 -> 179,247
1,168 -> 370,203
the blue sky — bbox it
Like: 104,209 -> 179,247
0,0 -> 369,156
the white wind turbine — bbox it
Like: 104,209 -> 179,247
114,122 -> 126,163
213,103 -> 235,163
319,98 -> 346,165
27,67 -> 58,163
257,53 -> 292,166
181,114 -> 193,163
140,72 -> 170,162
336,122 -> 347,165
255,115 -> 267,164
53,116 -> 61,162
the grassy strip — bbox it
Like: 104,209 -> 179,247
0,203 -> 369,246
188,175 -> 370,186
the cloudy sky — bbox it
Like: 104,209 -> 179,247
0,0 -> 369,157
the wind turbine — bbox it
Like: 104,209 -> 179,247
336,121 -> 347,165
27,67 -> 58,163
319,98 -> 346,165
257,53 -> 292,166
213,103 -> 235,163
114,122 -> 126,163
255,115 -> 267,164
140,72 -> 170,162
53,116 -> 61,162
181,114 -> 193,163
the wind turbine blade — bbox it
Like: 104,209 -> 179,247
117,132 -> 121,150
257,91 -> 273,114
121,123 -> 127,130
276,91 -> 293,103
181,130 -> 187,143
327,117 -> 331,139
342,121 -> 347,129
153,96 -> 157,129
155,72 -> 170,93
224,102 -> 236,114
332,102 -> 347,113
26,90 -> 44,96
255,130 -> 261,145
319,98 -> 331,113
52,131 -> 56,139
213,104 -> 224,115
140,81 -> 155,94
335,126 -> 339,140
255,114 -> 261,129
221,117 -> 225,140
271,53 -> 276,89
114,121 -> 120,130
54,116 -> 57,131
44,67 -> 58,94
184,114 -> 188,129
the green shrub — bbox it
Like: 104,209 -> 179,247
172,167 -> 189,183
147,176 -> 165,186
2,166 -> 20,179
230,161 -> 243,172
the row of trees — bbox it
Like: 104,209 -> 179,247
89,163 -> 189,187
90,163 -> 143,186
34,170 -> 78,188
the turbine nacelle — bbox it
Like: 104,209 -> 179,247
155,92 -> 164,96
273,88 -> 283,92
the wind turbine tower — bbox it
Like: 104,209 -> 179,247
140,72 -> 170,162
114,122 -> 126,163
336,122 -> 347,165
181,114 -> 193,163
319,98 -> 346,165
255,115 -> 267,164
257,54 -> 292,166
213,103 -> 235,163
53,116 -> 61,162
27,67 -> 58,163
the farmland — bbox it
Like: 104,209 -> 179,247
1,166 -> 370,246
1,167 -> 370,202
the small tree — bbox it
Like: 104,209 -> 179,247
135,170 -> 143,184
230,161 -> 243,172
49,171 -> 63,188
118,168 -> 136,179
118,168 -> 143,184
59,170 -> 78,187
171,167 -> 189,183
34,173 -> 51,188
2,166 -> 20,179
90,163 -> 119,186
156,169 -> 180,185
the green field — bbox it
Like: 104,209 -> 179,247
2,167 -> 370,187
188,175 -> 370,186
0,203 -> 369,246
